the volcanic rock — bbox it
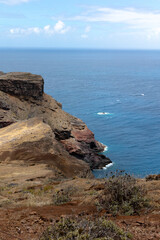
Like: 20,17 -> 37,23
0,118 -> 92,178
0,72 -> 44,99
0,72 -> 111,174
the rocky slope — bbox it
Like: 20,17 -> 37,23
0,118 -> 92,179
0,72 -> 111,178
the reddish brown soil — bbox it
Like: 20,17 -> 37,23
0,203 -> 96,240
116,213 -> 160,240
0,177 -> 159,240
0,203 -> 159,240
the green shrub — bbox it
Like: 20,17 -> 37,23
98,170 -> 149,216
39,217 -> 132,240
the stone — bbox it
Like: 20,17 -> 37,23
0,72 -> 44,99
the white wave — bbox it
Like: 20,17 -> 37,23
103,145 -> 108,152
133,93 -> 145,97
97,112 -> 112,115
99,142 -> 108,152
103,162 -> 114,170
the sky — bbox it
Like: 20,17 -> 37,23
1,0 -> 160,49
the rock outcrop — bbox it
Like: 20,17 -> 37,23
0,72 -> 111,178
0,118 -> 92,178
0,72 -> 44,99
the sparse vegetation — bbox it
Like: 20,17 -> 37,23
40,217 -> 132,240
52,186 -> 76,205
0,175 -> 160,239
98,170 -> 149,216
23,184 -> 53,196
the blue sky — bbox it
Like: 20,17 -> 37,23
1,0 -> 160,49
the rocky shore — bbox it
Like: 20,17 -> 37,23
0,71 -> 111,179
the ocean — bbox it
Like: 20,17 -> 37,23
0,49 -> 160,178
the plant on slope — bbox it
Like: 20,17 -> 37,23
52,186 -> 76,205
39,216 -> 132,240
98,170 -> 149,216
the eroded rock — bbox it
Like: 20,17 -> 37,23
0,72 -> 44,99
0,118 -> 92,178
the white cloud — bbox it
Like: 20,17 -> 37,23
54,21 -> 64,32
81,34 -> 88,39
10,27 -> 41,34
10,21 -> 71,36
54,20 -> 70,34
0,0 -> 30,5
44,25 -> 50,32
70,7 -> 160,38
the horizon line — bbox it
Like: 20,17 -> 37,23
1,47 -> 160,51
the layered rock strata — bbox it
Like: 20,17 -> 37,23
0,72 -> 111,178
0,72 -> 43,99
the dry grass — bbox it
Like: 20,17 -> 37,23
0,172 -> 159,213
142,179 -> 160,209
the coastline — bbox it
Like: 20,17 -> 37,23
0,71 -> 112,180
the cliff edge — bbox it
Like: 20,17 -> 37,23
0,72 -> 111,179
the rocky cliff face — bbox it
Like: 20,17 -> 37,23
0,72 -> 111,178
0,72 -> 44,99
0,118 -> 92,179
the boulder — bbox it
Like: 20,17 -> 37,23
0,72 -> 44,99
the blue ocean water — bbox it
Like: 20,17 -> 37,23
0,49 -> 160,178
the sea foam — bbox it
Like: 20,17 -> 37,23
103,145 -> 108,152
97,112 -> 112,115
103,162 -> 114,170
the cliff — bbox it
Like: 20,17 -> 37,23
0,72 -> 111,179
